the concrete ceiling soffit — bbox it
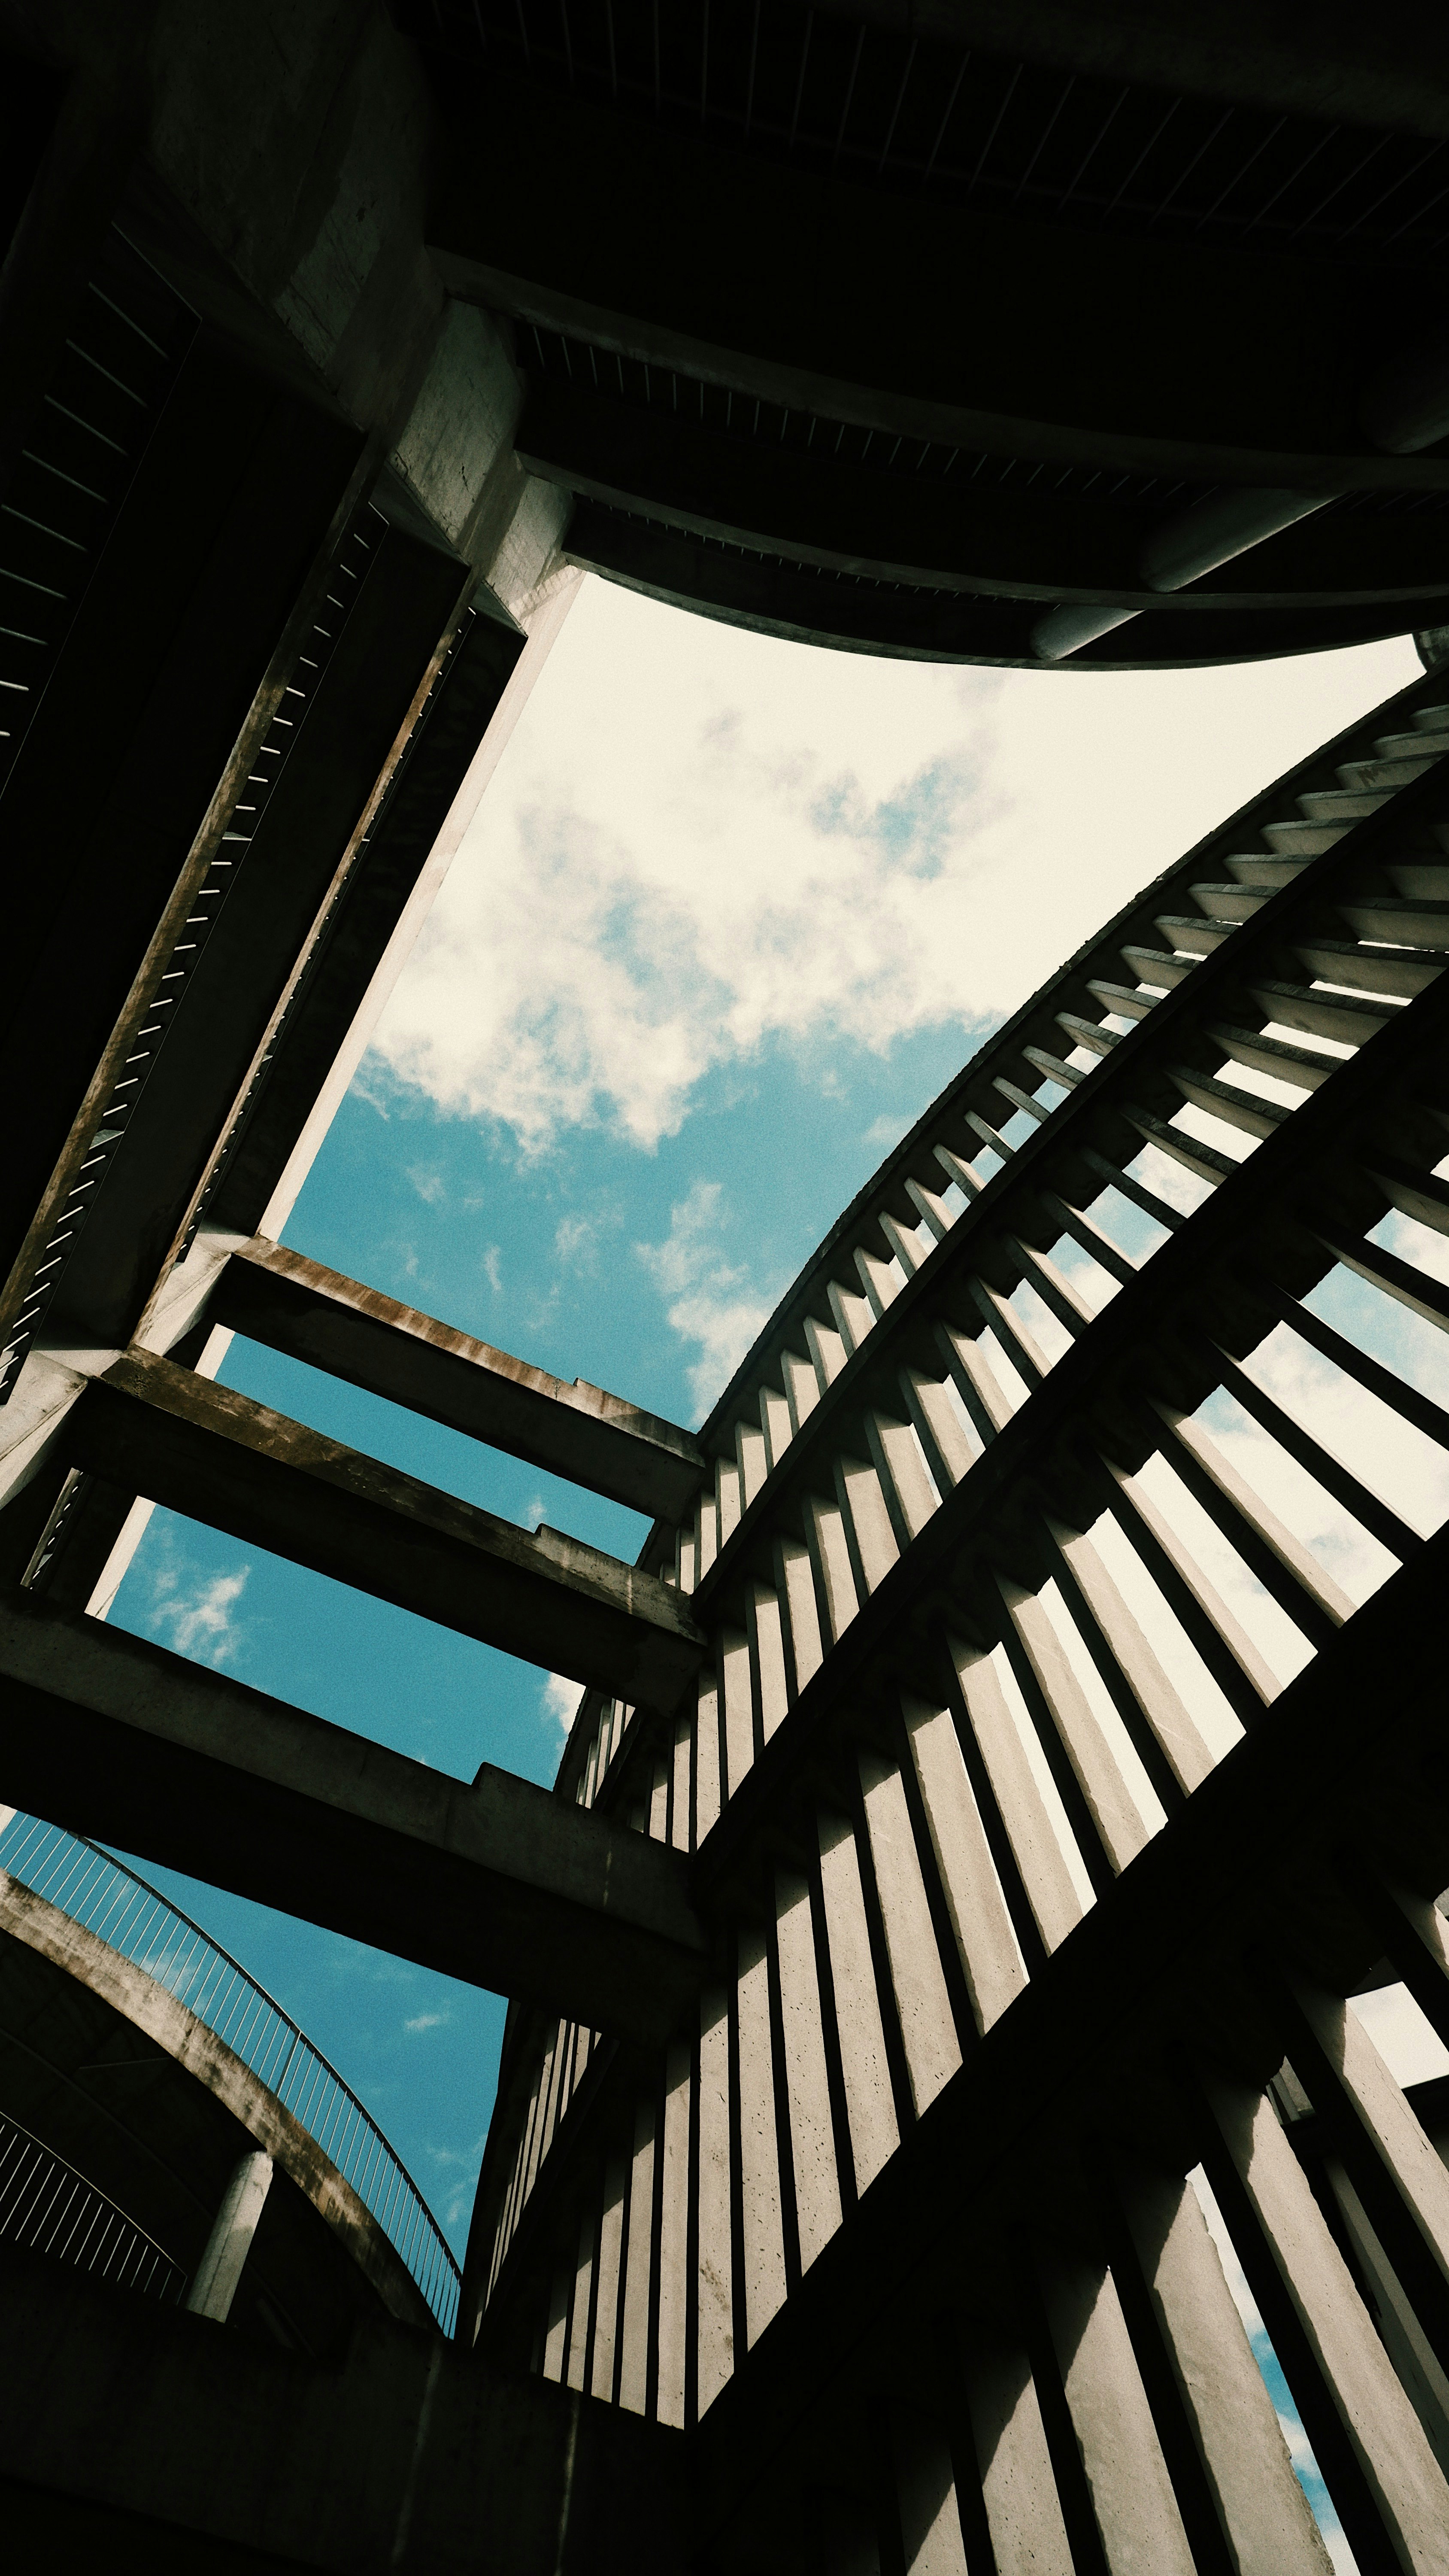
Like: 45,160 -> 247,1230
426,77 -> 1449,490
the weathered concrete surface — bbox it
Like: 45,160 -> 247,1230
0,2238 -> 689,2572
133,0 -> 569,615
0,1920 -> 415,2359
0,1872 -> 433,2328
185,2149 -> 274,2323
0,1595 -> 708,2043
63,1347 -> 705,1712
211,1236 -> 705,1519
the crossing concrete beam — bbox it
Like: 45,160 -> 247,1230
60,1346 -> 704,1713
0,1595 -> 707,2044
209,1237 -> 706,1521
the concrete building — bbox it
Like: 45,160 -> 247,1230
2,3 -> 1449,2567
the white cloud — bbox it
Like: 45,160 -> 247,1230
636,1180 -> 774,1418
541,1671 -> 582,1739
363,578 -> 1416,1158
149,1560 -> 250,1667
429,2131 -> 487,2232
554,1213 -> 597,1266
482,1243 -> 503,1292
407,1165 -> 446,1204
403,2010 -> 446,2034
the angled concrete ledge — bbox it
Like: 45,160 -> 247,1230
210,1237 -> 706,1521
0,2243 -> 688,2574
0,1598 -> 708,2045
62,1348 -> 705,1714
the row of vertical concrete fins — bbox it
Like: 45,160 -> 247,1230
470,677 -> 1449,2571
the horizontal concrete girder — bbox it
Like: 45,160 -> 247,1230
209,1236 -> 705,1521
519,375 -> 1449,611
565,503 -> 1440,672
59,1348 -> 704,1713
0,1596 -> 707,2044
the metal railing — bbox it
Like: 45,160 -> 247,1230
0,1811 -> 461,2333
0,2106 -> 186,2302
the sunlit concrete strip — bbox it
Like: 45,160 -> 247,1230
0,1598 -> 707,2046
0,1871 -> 430,2329
206,1236 -> 706,1521
56,1346 -> 704,1713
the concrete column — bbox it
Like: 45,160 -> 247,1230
960,2333 -> 1073,2576
736,1926 -> 787,2350
589,2157 -> 626,2404
999,1576 -> 1152,1874
1038,2251 -> 1196,2574
719,1627 -> 754,1804
1104,1463 -> 1280,1709
902,1694 -> 1026,2037
1322,2156 -> 1449,2481
564,2211 -> 593,2395
858,1746 -> 961,2116
616,2099 -> 655,2418
777,1534 -> 824,1693
889,2407 -> 968,2575
947,1636 -> 1082,1956
1118,2160 -> 1334,2573
816,1811 -> 899,2199
808,1492 -> 860,1646
657,2038 -> 692,2429
696,1993 -> 733,2418
773,1868 -> 842,2274
185,2148 -> 273,2324
1203,2074 -> 1449,2571
695,1670 -> 722,1841
746,1580 -> 790,1745
1046,1518 -> 1218,1795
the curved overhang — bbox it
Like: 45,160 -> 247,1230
427,83 -> 1448,489
564,503 -> 1449,668
0,1865 -> 435,2332
799,0 -> 1449,140
517,369 -> 1449,614
399,2 -> 1449,665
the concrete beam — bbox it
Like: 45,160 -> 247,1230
206,595 -> 528,1243
47,507 -> 470,1348
0,345 -> 367,1355
209,1237 -> 705,1521
60,1347 -> 704,1713
565,504 -> 1442,669
0,1595 -> 707,2045
520,374 -> 1449,611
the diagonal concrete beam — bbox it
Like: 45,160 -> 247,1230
61,1346 -> 704,1713
208,1236 -> 706,1521
0,1595 -> 707,2044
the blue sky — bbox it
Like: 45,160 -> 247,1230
100,580 -> 1422,2276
